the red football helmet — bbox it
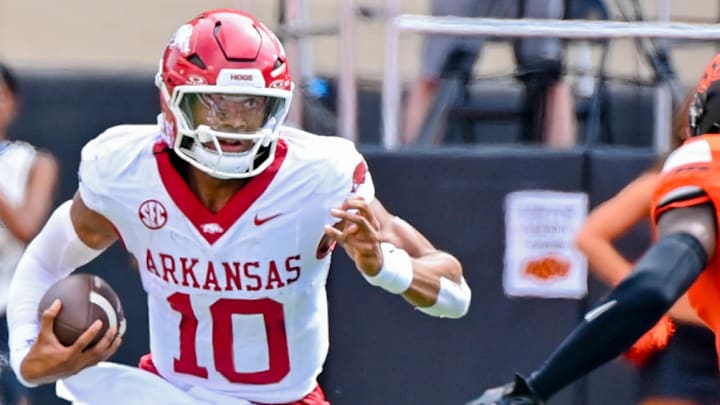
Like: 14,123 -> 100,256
156,9 -> 293,179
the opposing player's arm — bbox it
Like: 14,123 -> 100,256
324,196 -> 470,318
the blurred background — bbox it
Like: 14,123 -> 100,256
2,0 -> 720,147
2,1 -> 720,404
0,1 -> 717,81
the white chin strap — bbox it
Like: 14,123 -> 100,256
183,125 -> 275,179
188,143 -> 255,178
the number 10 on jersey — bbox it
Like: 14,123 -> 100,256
167,292 -> 291,384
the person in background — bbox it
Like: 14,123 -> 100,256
401,0 -> 577,148
466,53 -> 720,405
575,93 -> 720,405
0,62 -> 59,405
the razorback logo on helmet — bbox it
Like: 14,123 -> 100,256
217,69 -> 265,88
351,160 -> 368,193
168,24 -> 193,54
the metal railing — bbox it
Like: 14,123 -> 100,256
278,0 -> 357,143
382,5 -> 720,151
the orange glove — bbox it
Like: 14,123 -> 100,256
623,314 -> 676,367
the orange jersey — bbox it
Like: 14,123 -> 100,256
651,136 -> 720,346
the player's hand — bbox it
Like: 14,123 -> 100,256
323,196 -> 383,276
465,374 -> 545,405
20,299 -> 122,385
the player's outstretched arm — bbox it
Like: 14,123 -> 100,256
466,203 -> 716,404
323,196 -> 470,318
575,172 -> 657,285
7,193 -> 119,386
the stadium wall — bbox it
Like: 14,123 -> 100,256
13,75 -> 656,405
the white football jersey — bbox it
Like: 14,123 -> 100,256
0,141 -> 37,314
78,125 -> 375,403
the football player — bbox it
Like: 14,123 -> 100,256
467,53 -> 720,405
6,9 -> 471,405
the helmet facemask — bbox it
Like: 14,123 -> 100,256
160,78 -> 292,179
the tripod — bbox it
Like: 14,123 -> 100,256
412,0 -> 510,146
413,0 -> 683,150
414,0 -> 609,147
582,0 -> 684,150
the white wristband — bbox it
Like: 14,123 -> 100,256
362,242 -> 414,294
417,277 -> 471,319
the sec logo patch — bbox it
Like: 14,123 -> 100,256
139,199 -> 168,230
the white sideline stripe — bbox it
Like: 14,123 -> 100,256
90,292 -> 117,330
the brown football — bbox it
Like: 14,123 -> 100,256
38,273 -> 126,348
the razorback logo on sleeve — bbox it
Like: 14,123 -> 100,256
351,160 -> 367,193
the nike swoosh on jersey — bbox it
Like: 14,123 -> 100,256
254,212 -> 283,226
